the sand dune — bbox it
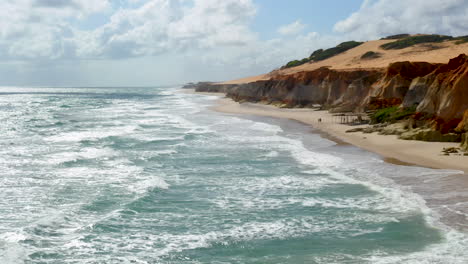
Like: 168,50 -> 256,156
223,39 -> 468,84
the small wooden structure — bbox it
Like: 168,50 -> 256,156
333,113 -> 368,125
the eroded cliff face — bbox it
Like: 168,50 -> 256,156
197,68 -> 383,111
194,54 -> 468,133
366,61 -> 441,107
416,55 -> 468,132
191,82 -> 237,93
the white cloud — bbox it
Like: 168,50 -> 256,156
334,0 -> 468,39
78,0 -> 258,58
2,0 -> 468,86
33,0 -> 110,15
277,20 -> 306,36
191,31 -> 336,76
0,0 -> 110,59
0,0 -> 258,60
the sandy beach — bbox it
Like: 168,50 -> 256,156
212,96 -> 468,174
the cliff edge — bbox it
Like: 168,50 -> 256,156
192,35 -> 468,146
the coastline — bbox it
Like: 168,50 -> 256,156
210,96 -> 468,174
191,91 -> 468,231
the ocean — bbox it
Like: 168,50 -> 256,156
0,86 -> 467,263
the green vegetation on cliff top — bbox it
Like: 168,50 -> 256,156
361,51 -> 381,60
283,41 -> 363,69
380,34 -> 453,50
310,41 -> 363,61
454,35 -> 468,45
380,34 -> 410,40
282,34 -> 468,69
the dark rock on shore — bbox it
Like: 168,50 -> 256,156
456,110 -> 468,150
462,133 -> 468,151
182,82 -> 212,89
399,129 -> 461,142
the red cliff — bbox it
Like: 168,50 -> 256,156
195,54 -> 468,134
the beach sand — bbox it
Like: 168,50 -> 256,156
212,97 -> 468,174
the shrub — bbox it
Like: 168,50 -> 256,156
392,106 -> 417,121
283,57 -> 313,69
361,51 -> 382,59
309,41 -> 364,61
380,35 -> 453,50
310,49 -> 324,58
281,41 -> 363,69
284,60 -> 305,68
371,107 -> 398,123
454,35 -> 468,45
371,106 -> 417,124
381,34 -> 410,40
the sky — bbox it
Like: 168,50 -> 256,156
1,0 -> 468,87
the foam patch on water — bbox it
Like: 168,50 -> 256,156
262,150 -> 279,158
46,125 -> 137,142
127,175 -> 170,194
0,231 -> 29,264
0,232 -> 27,243
325,164 -> 437,219
0,244 -> 28,264
366,229 -> 468,264
238,174 -> 335,193
249,122 -> 284,133
220,120 -> 343,167
46,147 -> 118,164
68,217 -> 353,261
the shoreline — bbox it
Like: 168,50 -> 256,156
187,89 -> 468,231
210,96 -> 468,174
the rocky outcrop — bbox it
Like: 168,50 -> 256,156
370,62 -> 439,99
182,82 -> 211,89
363,62 -> 440,111
462,133 -> 468,151
399,129 -> 461,142
456,110 -> 468,132
456,110 -> 468,150
194,83 -> 237,93
416,54 -> 468,132
402,76 -> 436,108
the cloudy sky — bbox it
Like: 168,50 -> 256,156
1,0 -> 468,87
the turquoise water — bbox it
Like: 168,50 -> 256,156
0,86 -> 467,263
